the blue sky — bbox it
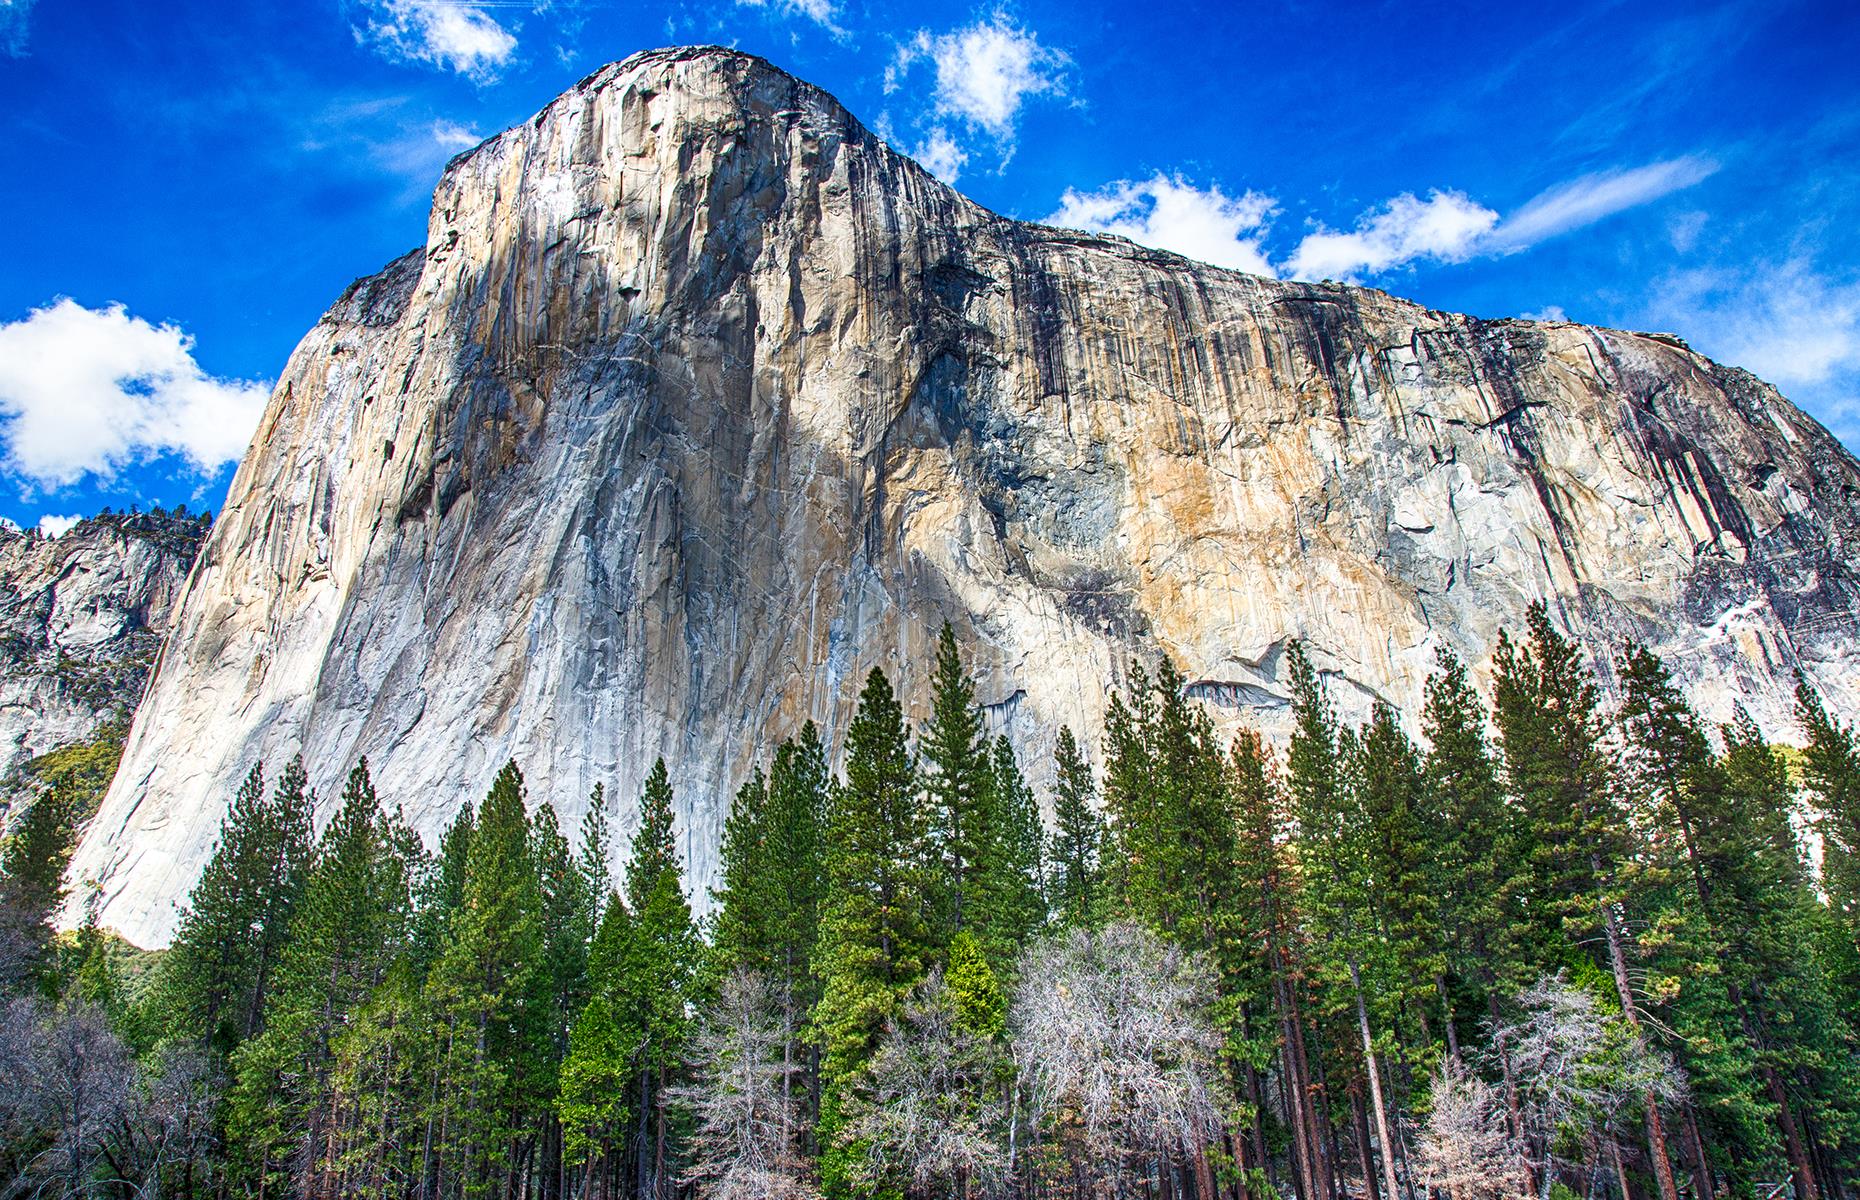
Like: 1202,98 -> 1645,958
1,0 -> 1856,535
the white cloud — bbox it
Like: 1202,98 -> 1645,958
887,12 -> 1070,173
1,0 -> 35,55
430,119 -> 482,152
360,0 -> 517,82
1522,305 -> 1570,323
1487,157 -> 1718,251
0,300 -> 271,490
1285,190 -> 1497,282
37,514 -> 79,538
1046,174 -> 1276,275
913,127 -> 969,184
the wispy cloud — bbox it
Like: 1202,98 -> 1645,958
735,0 -> 839,32
1640,259 -> 1860,440
0,300 -> 270,490
1280,156 -> 1718,281
888,12 -> 1071,179
358,0 -> 518,82
0,0 -> 35,56
1485,157 -> 1719,251
1046,175 -> 1276,275
1049,155 -> 1717,282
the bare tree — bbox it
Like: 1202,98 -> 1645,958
681,969 -> 820,1200
846,970 -> 1007,1200
1415,1061 -> 1532,1200
0,998 -> 135,1200
1012,923 -> 1229,1192
1495,973 -> 1685,1195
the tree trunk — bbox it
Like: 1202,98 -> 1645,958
1193,1143 -> 1218,1200
1594,859 -> 1679,1200
1350,960 -> 1403,1200
1608,1137 -> 1635,1200
1681,1103 -> 1713,1200
1767,1066 -> 1821,1200
1351,1086 -> 1381,1200
1275,974 -> 1317,1200
1434,973 -> 1461,1065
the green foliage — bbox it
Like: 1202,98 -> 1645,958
150,757 -> 313,1054
1797,674 -> 1860,950
1491,604 -> 1626,967
558,895 -> 639,1168
1046,724 -> 1104,930
921,623 -> 993,943
425,760 -> 553,1198
1422,648 -> 1526,1011
945,930 -> 1005,1038
815,668 -> 933,1192
228,760 -> 419,1195
1103,658 -> 1235,954
27,618 -> 1860,1200
0,782 -> 78,992
978,734 -> 1045,967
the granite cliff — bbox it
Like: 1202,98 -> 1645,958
0,511 -> 209,820
66,47 -> 1860,945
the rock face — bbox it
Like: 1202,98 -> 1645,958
0,512 -> 209,789
67,46 -> 1860,946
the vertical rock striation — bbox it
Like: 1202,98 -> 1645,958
67,47 -> 1860,946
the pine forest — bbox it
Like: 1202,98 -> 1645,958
4,608 -> 1860,1200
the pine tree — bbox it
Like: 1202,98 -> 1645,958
977,735 -> 1044,967
1796,675 -> 1860,961
921,623 -> 993,942
1103,657 -> 1233,951
559,894 -> 640,1189
578,783 -> 612,919
414,799 -> 476,969
425,760 -> 552,1199
1224,728 -> 1304,1190
714,766 -> 775,974
628,759 -> 680,915
1286,643 -> 1400,1200
533,800 -> 597,1196
1420,648 -> 1533,1155
1099,657 -> 1240,1198
1492,605 -> 1681,1200
620,757 -> 701,1200
0,783 -> 77,993
1046,725 -> 1104,931
815,668 -> 932,1197
1617,645 -> 1770,1190
228,760 -> 418,1196
1718,711 -> 1860,1195
1421,650 -> 1523,1046
153,758 -> 313,1054
712,725 -> 829,1151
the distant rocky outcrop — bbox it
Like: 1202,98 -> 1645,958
66,47 -> 1860,947
0,510 -> 209,827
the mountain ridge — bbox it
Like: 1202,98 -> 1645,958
64,44 -> 1860,946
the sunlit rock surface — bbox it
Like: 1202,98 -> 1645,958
68,47 -> 1860,946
